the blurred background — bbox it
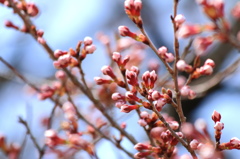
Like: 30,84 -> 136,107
0,0 -> 240,158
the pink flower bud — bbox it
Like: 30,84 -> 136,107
134,151 -> 151,159
125,91 -> 141,102
177,24 -> 202,38
154,98 -> 166,111
55,70 -> 66,80
134,0 -> 142,11
140,111 -> 150,119
54,49 -> 66,58
190,139 -> 200,150
118,26 -> 131,37
85,44 -> 96,54
5,20 -> 19,30
158,46 -> 168,56
230,137 -> 240,146
26,2 -> 39,17
168,121 -> 179,130
37,37 -> 46,45
165,53 -> 175,63
180,85 -> 190,96
101,65 -> 116,79
175,14 -> 186,26
120,104 -> 139,113
94,77 -> 112,85
151,90 -> 162,101
126,69 -> 138,86
204,59 -> 215,68
150,127 -> 165,140
177,60 -> 192,72
111,92 -> 124,101
138,119 -> 147,126
214,121 -> 224,131
212,110 -> 221,123
44,129 -> 57,138
188,90 -> 196,99
112,52 -> 121,63
83,36 -> 93,46
130,66 -> 139,75
37,29 -> 44,37
134,143 -> 151,151
199,65 -> 213,75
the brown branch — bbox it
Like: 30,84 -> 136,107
18,117 -> 44,159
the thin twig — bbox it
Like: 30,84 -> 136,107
18,117 -> 44,159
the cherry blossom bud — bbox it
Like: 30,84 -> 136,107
214,121 -> 224,131
118,26 -> 131,37
168,121 -> 179,130
122,55 -> 130,66
150,127 -> 165,140
151,90 -> 162,101
177,24 -> 202,38
37,37 -> 46,45
112,52 -> 121,63
188,90 -> 196,99
212,110 -> 221,123
165,53 -> 175,63
130,66 -> 139,75
134,0 -> 142,11
101,65 -> 116,79
140,111 -> 150,119
134,143 -> 151,150
37,30 -> 44,37
158,46 -> 167,56
204,59 -> 215,68
85,44 -> 96,54
94,77 -> 112,85
83,36 -> 93,46
154,98 -> 166,111
26,2 -> 39,17
230,137 -> 240,146
180,85 -> 190,96
111,92 -> 124,101
54,49 -> 66,58
55,70 -> 66,80
126,69 -> 138,86
175,14 -> 186,26
115,100 -> 126,108
134,151 -> 151,159
138,119 -> 147,126
125,91 -> 142,102
177,60 -> 193,72
193,36 -> 213,56
199,65 -> 213,75
5,20 -> 19,30
120,104 -> 139,113
190,139 -> 200,150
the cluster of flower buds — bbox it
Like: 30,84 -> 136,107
148,90 -> 168,111
112,52 -> 130,71
53,49 -> 78,69
94,65 -> 125,87
45,129 -> 95,156
180,85 -> 196,99
0,134 -> 20,159
124,0 -> 143,28
118,26 -> 149,45
111,92 -> 126,108
211,110 -> 224,143
158,46 -> 174,63
196,0 -> 224,21
80,36 -> 97,60
135,113 -> 182,158
37,82 -> 63,100
177,58 -> 215,79
61,101 -> 78,132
